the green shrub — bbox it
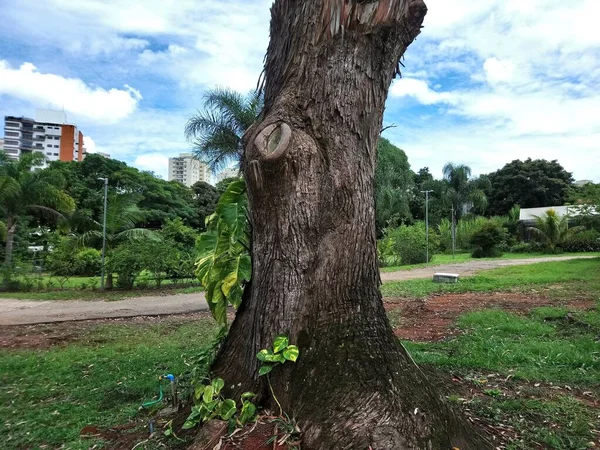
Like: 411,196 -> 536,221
379,222 -> 439,266
562,230 -> 600,252
470,221 -> 507,258
107,244 -> 144,289
73,248 -> 102,276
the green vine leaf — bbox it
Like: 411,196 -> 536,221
258,365 -> 273,376
219,399 -> 237,420
211,377 -> 225,395
195,179 -> 250,326
283,345 -> 299,362
203,385 -> 215,403
273,334 -> 289,353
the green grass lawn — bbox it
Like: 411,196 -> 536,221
380,251 -> 600,272
382,257 -> 600,299
406,306 -> 600,449
1,258 -> 599,449
0,319 -> 218,450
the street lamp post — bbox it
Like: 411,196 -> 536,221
99,177 -> 108,290
421,190 -> 433,263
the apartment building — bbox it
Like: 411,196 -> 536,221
2,109 -> 87,168
168,153 -> 209,187
216,166 -> 241,183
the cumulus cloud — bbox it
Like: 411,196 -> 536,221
134,153 -> 170,179
390,78 -> 456,105
0,60 -> 142,123
83,136 -> 97,154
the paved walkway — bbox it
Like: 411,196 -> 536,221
0,255 -> 595,326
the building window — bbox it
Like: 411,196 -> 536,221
53,153 -> 59,156
54,145 -> 59,148
4,140 -> 19,145
46,152 -> 52,156
5,131 -> 19,137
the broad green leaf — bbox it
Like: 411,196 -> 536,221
211,377 -> 225,395
283,345 -> 299,362
182,420 -> 197,430
241,392 -> 256,401
203,385 -> 215,403
227,283 -> 244,309
256,349 -> 273,362
194,385 -> 204,400
219,399 -> 237,420
258,365 -> 273,376
204,400 -> 218,412
239,401 -> 257,424
273,335 -> 289,353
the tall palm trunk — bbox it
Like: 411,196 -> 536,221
4,216 -> 16,268
211,1 -> 491,449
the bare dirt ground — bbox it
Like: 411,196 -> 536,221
0,255 -> 594,326
385,292 -> 596,342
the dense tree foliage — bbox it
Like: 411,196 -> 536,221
191,181 -> 220,229
374,138 -> 413,234
442,163 -> 491,219
0,153 -> 75,267
487,158 -> 573,215
45,154 -> 205,229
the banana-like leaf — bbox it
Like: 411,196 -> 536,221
195,179 -> 251,326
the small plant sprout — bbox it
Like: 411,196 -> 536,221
256,334 -> 299,416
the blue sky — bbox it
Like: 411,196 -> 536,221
1,0 -> 598,182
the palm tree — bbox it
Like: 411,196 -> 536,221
77,193 -> 156,288
185,87 -> 263,172
528,209 -> 583,251
442,163 -> 490,219
0,153 -> 75,267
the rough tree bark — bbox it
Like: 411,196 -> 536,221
212,1 -> 492,448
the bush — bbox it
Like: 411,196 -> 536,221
562,230 -> 600,252
470,221 -> 507,258
107,244 -> 144,289
379,222 -> 439,266
73,248 -> 102,276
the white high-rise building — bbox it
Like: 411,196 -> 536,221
2,109 -> 87,168
168,153 -> 209,187
217,167 -> 241,183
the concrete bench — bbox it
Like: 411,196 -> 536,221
433,273 -> 459,283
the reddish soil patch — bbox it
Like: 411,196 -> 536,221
385,292 -> 596,342
221,421 -> 294,450
0,312 -> 212,350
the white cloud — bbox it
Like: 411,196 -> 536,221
134,153 -> 170,179
389,78 -> 455,105
0,60 -> 142,123
483,58 -> 515,84
83,136 -> 97,153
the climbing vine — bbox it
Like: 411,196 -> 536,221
196,179 -> 251,326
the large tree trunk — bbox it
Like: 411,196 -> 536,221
212,1 -> 491,448
4,216 -> 16,268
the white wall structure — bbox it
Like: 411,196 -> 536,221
168,153 -> 209,187
217,166 -> 241,183
3,110 -> 88,168
519,205 -> 598,224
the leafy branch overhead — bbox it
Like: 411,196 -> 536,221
196,179 -> 251,326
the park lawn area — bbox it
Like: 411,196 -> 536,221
1,259 -> 599,449
380,251 -> 600,272
405,306 -> 600,449
0,316 -> 219,450
382,257 -> 600,299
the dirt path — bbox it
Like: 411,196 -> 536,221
0,255 -> 594,326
